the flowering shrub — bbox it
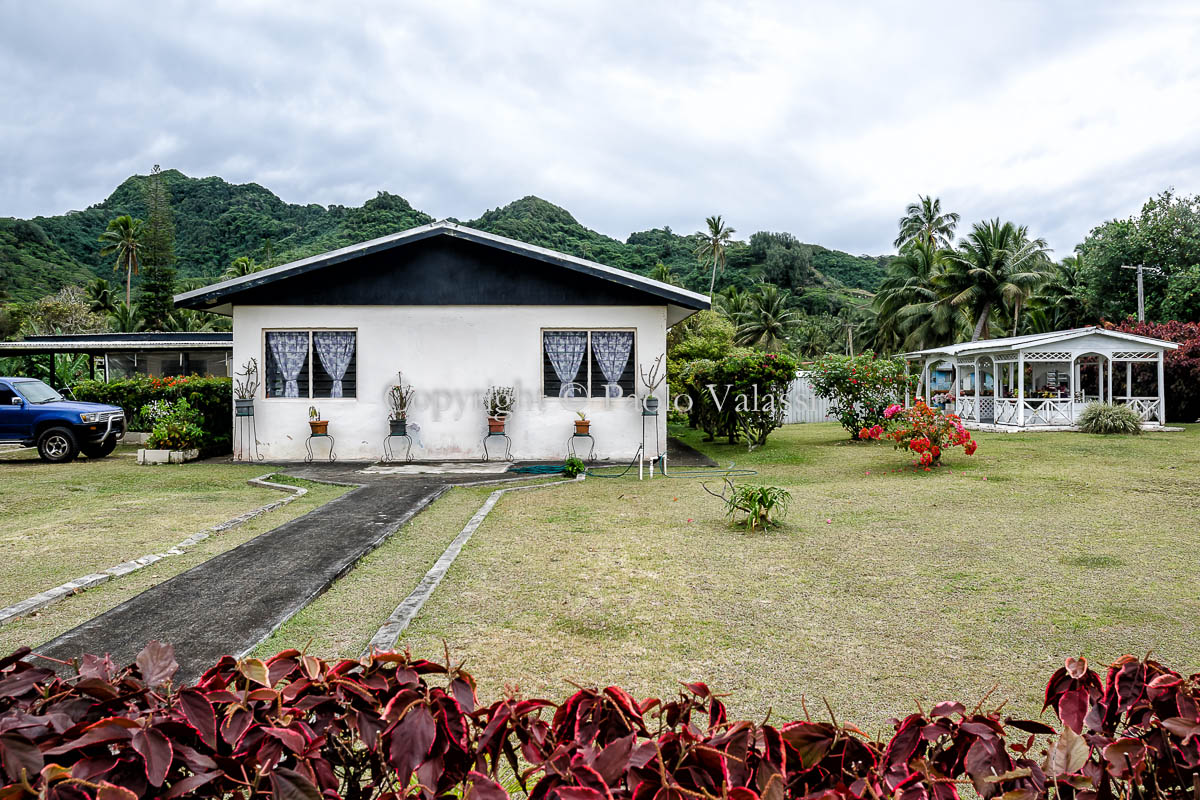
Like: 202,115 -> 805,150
808,352 -> 916,439
73,376 -> 232,450
146,398 -> 206,451
861,400 -> 976,465
2,644 -> 1197,800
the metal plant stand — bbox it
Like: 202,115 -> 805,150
639,407 -> 663,479
382,433 -> 413,463
566,432 -> 596,462
234,408 -> 262,462
482,431 -> 512,462
304,433 -> 336,463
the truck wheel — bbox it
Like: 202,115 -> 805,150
37,427 -> 79,463
81,438 -> 118,459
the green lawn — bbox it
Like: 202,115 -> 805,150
0,446 -> 349,652
263,422 -> 1200,730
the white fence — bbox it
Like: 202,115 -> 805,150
784,371 -> 837,424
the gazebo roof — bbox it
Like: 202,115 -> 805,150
904,327 -> 1179,359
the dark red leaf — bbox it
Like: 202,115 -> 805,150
451,676 -> 477,714
592,733 -> 635,785
780,722 -> 835,769
467,770 -> 510,800
1058,690 -> 1089,734
95,782 -> 138,800
178,688 -> 217,749
0,732 -> 43,783
388,705 -> 436,785
264,726 -> 308,754
681,682 -> 710,699
131,727 -> 173,787
42,718 -> 137,754
164,770 -> 220,799
271,766 -> 323,800
135,641 -> 179,687
930,701 -> 964,718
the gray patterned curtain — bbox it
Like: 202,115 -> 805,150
543,331 -> 588,397
314,331 -> 356,398
266,331 -> 309,398
591,331 -> 633,397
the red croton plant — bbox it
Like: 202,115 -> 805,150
0,644 -> 1197,800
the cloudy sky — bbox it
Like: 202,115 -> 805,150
2,1 -> 1199,257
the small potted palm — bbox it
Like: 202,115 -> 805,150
308,405 -> 328,435
234,358 -> 260,417
389,372 -> 414,435
574,410 -> 590,435
484,386 -> 515,433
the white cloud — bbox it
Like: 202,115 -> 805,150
2,0 -> 1199,256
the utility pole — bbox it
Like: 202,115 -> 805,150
1120,264 -> 1163,322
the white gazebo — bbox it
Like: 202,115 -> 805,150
904,327 -> 1179,430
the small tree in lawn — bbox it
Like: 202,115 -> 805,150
808,351 -> 914,439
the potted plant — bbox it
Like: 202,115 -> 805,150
388,372 -> 414,435
640,354 -> 665,414
574,410 -> 590,435
308,405 -> 328,435
484,386 -> 515,433
234,358 -> 260,417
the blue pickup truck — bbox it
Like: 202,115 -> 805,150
0,377 -> 126,463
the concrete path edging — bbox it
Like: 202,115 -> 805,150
0,474 -> 308,627
363,476 -> 584,655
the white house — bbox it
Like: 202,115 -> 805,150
904,327 -> 1180,429
175,222 -> 709,461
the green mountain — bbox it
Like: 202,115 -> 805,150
0,171 -> 890,305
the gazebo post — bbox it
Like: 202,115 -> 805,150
1068,356 -> 1077,421
904,360 -> 911,406
1125,361 -> 1132,401
972,358 -> 980,422
1106,356 -> 1113,404
1157,351 -> 1166,424
1017,352 -> 1025,427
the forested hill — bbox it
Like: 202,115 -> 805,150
0,170 -> 890,301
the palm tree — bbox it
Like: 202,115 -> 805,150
164,308 -> 218,332
939,219 -> 1051,341
1027,255 -> 1090,331
713,285 -> 750,322
222,256 -> 262,279
650,261 -> 678,286
734,284 -> 795,350
108,301 -> 143,333
85,278 -> 116,314
694,215 -> 736,298
894,195 -> 960,251
98,215 -> 146,307
872,239 -> 961,351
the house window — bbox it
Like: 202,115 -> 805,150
543,330 -> 636,398
265,330 -> 357,399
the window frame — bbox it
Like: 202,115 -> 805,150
541,327 -> 638,400
262,327 -> 359,400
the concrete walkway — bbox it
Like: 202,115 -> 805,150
36,466 -> 517,681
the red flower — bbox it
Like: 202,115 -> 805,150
964,439 -> 977,455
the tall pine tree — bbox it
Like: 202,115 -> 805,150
137,165 -> 178,330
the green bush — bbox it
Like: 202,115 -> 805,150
146,398 -> 207,450
562,456 -> 586,478
705,478 -> 791,530
678,350 -> 798,450
1078,402 -> 1143,435
72,375 -> 232,451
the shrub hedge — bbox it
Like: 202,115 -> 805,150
678,350 -> 797,449
73,376 -> 232,452
807,352 -> 915,439
1102,319 -> 1200,422
1,645 -> 1197,800
1078,402 -> 1144,435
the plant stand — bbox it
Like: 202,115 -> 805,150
234,411 -> 262,462
482,431 -> 512,462
304,433 -> 336,463
382,433 -> 413,463
638,408 -> 663,480
566,432 -> 596,462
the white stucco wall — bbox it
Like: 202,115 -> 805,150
232,305 -> 669,462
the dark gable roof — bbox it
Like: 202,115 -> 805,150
175,221 -> 710,321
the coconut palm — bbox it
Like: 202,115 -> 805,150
98,215 -> 146,307
872,239 -> 960,352
734,284 -> 795,350
85,278 -> 116,314
165,308 -> 218,332
939,219 -> 1052,341
695,215 -> 736,298
894,195 -> 960,250
108,301 -> 143,333
713,285 -> 750,322
222,256 -> 262,279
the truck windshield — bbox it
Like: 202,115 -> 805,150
14,380 -> 63,404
